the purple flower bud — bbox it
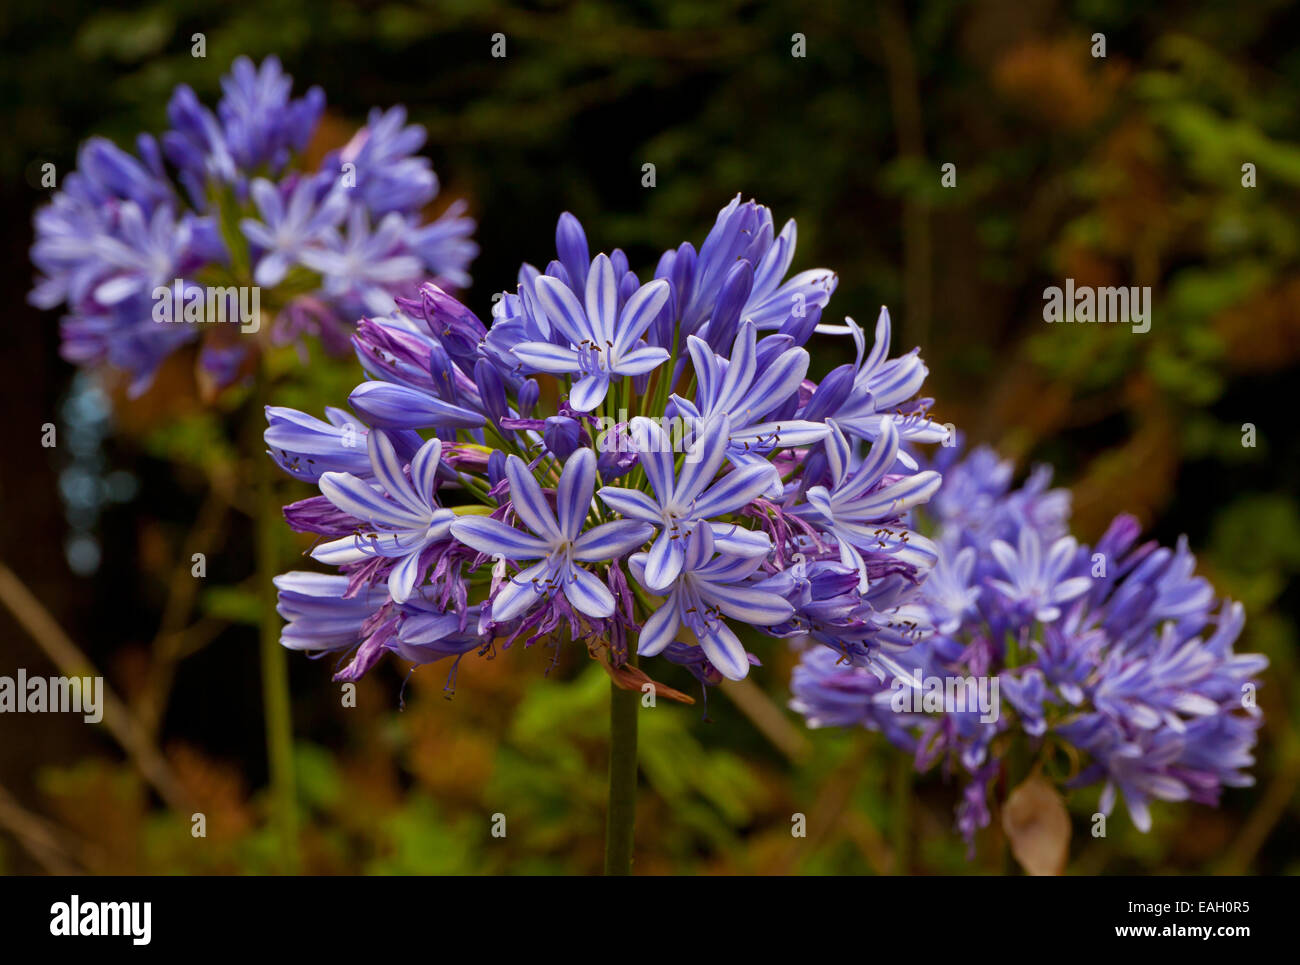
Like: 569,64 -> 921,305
517,377 -> 540,418
704,259 -> 753,354
555,213 -> 590,291
543,415 -> 583,460
475,358 -> 507,425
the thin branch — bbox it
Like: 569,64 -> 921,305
0,561 -> 192,814
0,783 -> 85,874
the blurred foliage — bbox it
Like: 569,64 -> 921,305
2,0 -> 1299,874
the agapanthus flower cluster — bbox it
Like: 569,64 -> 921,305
790,441 -> 1267,843
29,56 -> 476,393
269,196 -> 949,696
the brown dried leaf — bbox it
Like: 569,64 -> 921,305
1002,775 -> 1070,876
591,648 -> 695,705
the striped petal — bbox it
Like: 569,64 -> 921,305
556,448 -> 596,539
512,341 -> 581,374
697,621 -> 751,680
569,371 -> 611,412
637,593 -> 681,657
319,471 -> 429,530
449,515 -> 548,559
311,535 -> 374,565
696,581 -> 794,626
673,412 -> 730,506
368,430 -> 425,516
563,564 -> 615,618
409,437 -> 444,506
613,344 -> 670,376
585,253 -> 619,347
614,279 -> 671,357
733,346 -> 809,423
574,520 -> 654,562
388,551 -> 426,604
692,462 -> 774,519
642,529 -> 684,592
533,274 -> 592,345
505,454 -> 561,541
713,321 -> 758,414
491,560 -> 552,622
629,417 -> 675,503
596,486 -> 663,524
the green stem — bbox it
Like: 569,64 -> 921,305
254,369 -> 299,873
604,659 -> 639,875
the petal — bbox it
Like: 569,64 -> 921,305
556,447 -> 596,539
683,521 -> 715,570
568,372 -> 611,412
613,344 -> 670,376
318,472 -> 428,530
614,279 -> 671,357
349,381 -> 484,430
692,462 -> 775,519
410,437 -> 444,506
673,412 -> 730,506
367,429 -> 425,516
564,565 -> 616,618
642,529 -> 685,592
512,341 -> 581,374
311,535 -> 374,565
708,524 -> 772,559
506,454 -> 561,541
713,321 -> 758,414
629,416 -> 676,503
733,346 -> 809,423
730,419 -> 830,448
637,595 -> 681,657
491,560 -> 552,623
585,253 -> 619,346
696,581 -> 794,625
596,486 -> 663,523
388,551 -> 425,604
533,274 -> 592,345
449,516 -> 548,559
574,520 -> 654,561
697,621 -> 751,680
685,335 -> 720,409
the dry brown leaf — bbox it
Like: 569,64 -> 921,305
1002,774 -> 1071,876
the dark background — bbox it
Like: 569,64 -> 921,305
1,0 -> 1297,873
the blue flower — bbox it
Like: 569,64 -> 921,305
240,177 -> 348,287
511,254 -> 671,411
630,521 -> 794,681
987,526 -> 1091,624
450,448 -> 653,621
597,414 -> 773,590
337,106 -> 437,215
310,431 -> 457,603
673,320 -> 830,488
799,417 -> 941,582
263,405 -> 374,482
299,206 -> 424,315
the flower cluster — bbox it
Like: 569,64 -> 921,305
269,196 -> 948,694
790,442 -> 1267,842
29,56 -> 476,394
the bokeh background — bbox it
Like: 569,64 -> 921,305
1,0 -> 1298,874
